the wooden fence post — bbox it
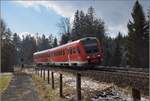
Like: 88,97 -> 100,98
59,73 -> 63,97
36,69 -> 37,75
76,73 -> 81,101
47,70 -> 50,84
37,69 -> 39,76
43,68 -> 45,80
132,88 -> 141,101
35,69 -> 37,74
51,72 -> 54,89
41,69 -> 42,77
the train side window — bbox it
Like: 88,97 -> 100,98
59,50 -> 62,56
77,47 -> 80,54
67,49 -> 69,54
63,50 -> 65,55
73,47 -> 76,54
62,50 -> 64,56
61,50 -> 63,56
70,48 -> 72,54
58,51 -> 59,56
59,50 -> 61,56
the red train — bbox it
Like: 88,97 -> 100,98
33,37 -> 104,66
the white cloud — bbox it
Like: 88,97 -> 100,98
107,24 -> 127,38
15,1 -> 75,17
14,1 -> 77,28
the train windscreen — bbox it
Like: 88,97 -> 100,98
81,38 -> 99,54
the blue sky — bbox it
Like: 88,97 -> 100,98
1,0 -> 149,38
1,1 -> 61,37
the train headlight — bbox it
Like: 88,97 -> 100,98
87,56 -> 90,59
98,54 -> 101,57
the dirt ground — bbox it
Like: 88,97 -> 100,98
1,72 -> 42,101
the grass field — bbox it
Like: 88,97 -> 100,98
0,73 -> 12,94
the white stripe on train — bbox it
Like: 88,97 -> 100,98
35,61 -> 88,66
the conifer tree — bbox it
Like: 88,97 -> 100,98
12,33 -> 21,64
1,19 -> 15,72
60,33 -> 70,45
127,0 -> 149,68
111,32 -> 122,66
72,6 -> 105,41
53,37 -> 58,47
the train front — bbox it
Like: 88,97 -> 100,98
81,37 -> 104,65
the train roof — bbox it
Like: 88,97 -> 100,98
33,49 -> 50,55
33,37 -> 97,55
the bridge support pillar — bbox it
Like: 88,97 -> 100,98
51,72 -> 54,89
59,73 -> 63,97
76,73 -> 81,101
47,70 -> 50,84
132,88 -> 141,101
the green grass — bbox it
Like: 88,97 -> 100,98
0,73 -> 12,94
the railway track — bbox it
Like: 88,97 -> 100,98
34,65 -> 149,77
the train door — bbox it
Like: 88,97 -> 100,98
68,46 -> 78,66
67,47 -> 71,66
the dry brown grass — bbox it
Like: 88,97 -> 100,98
32,74 -> 72,101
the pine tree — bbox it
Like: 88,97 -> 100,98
38,34 -> 50,51
60,33 -> 70,45
1,19 -> 15,72
86,6 -> 95,36
102,36 -> 114,66
79,11 -> 85,36
72,6 -> 105,41
48,34 -> 54,48
72,10 -> 80,35
53,37 -> 58,47
111,33 -> 122,66
22,35 -> 37,64
12,33 -> 21,64
127,0 -> 149,68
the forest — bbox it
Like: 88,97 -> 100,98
1,1 -> 149,72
